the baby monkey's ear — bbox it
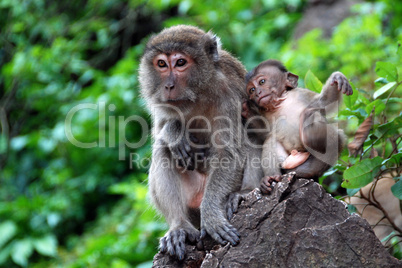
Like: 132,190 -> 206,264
286,72 -> 299,90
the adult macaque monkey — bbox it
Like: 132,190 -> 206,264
245,60 -> 352,193
139,25 -> 261,259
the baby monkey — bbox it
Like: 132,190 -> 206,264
244,60 -> 352,193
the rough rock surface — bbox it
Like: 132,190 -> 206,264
152,176 -> 402,267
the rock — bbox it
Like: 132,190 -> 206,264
152,176 -> 402,267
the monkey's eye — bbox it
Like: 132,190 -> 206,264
249,88 -> 255,95
259,79 -> 265,85
157,60 -> 167,68
176,59 -> 187,67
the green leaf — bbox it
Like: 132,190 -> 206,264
382,152 -> 402,167
375,61 -> 398,82
10,136 -> 28,151
358,93 -> 371,105
0,221 -> 17,249
344,82 -> 358,109
375,115 -> 402,139
338,108 -> 365,119
304,70 -> 322,93
0,244 -> 12,265
342,157 -> 383,188
322,168 -> 337,177
374,77 -> 389,84
33,235 -> 57,257
347,204 -> 357,214
11,239 -> 33,267
373,81 -> 396,99
0,135 -> 7,154
391,180 -> 402,200
365,99 -> 385,115
388,98 -> 402,104
347,188 -> 360,197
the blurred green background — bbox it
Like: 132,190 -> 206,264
0,0 -> 401,267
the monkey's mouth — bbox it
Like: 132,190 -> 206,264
258,95 -> 272,105
258,94 -> 285,111
166,99 -> 191,105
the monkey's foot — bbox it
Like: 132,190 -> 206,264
260,175 -> 282,194
201,218 -> 240,246
330,72 -> 353,96
282,150 -> 310,169
159,227 -> 201,260
226,190 -> 250,221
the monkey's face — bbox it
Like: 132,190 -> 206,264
139,25 -> 224,113
246,66 -> 288,111
151,52 -> 195,104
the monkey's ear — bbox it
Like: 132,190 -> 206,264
286,72 -> 299,89
203,31 -> 221,62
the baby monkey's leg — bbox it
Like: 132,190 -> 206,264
281,150 -> 310,169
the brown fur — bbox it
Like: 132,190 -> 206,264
244,60 -> 351,183
139,25 -> 262,259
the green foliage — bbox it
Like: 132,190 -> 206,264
304,70 -> 323,93
375,61 -> 398,82
281,3 -> 400,88
0,0 -> 401,266
326,54 -> 401,193
342,157 -> 384,188
374,81 -> 397,99
46,180 -> 166,267
391,178 -> 402,199
0,0 -> 159,266
335,54 -> 401,257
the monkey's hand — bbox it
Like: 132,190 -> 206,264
330,72 -> 353,96
160,224 -> 202,260
200,213 -> 240,247
241,100 -> 250,119
168,135 -> 204,171
260,175 -> 282,194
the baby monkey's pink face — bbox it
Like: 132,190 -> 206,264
246,66 -> 289,110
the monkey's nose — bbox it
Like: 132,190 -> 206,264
165,83 -> 174,91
